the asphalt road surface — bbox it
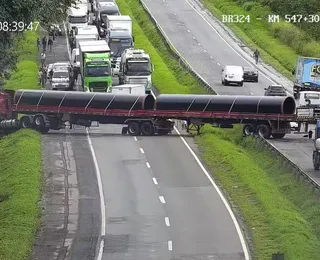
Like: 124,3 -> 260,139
141,0 -> 320,181
32,28 -> 101,260
61,12 -> 248,259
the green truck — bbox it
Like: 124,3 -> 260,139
79,42 -> 112,92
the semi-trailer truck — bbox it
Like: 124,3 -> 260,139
293,56 -> 320,99
0,90 -> 318,139
79,42 -> 112,92
119,48 -> 153,94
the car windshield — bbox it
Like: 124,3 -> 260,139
85,65 -> 111,76
53,72 -> 68,78
68,16 -> 87,23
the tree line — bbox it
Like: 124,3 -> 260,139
0,0 -> 77,85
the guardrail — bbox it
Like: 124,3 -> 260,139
138,0 -> 320,192
139,0 -> 215,94
255,136 -> 320,192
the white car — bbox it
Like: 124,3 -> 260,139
51,69 -> 70,90
221,65 -> 244,86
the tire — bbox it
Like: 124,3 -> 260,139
243,124 -> 255,136
33,115 -> 45,128
271,133 -> 286,139
238,81 -> 243,86
256,124 -> 271,139
20,116 -> 32,128
140,121 -> 154,136
127,122 -> 140,136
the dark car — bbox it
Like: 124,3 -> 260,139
243,67 -> 258,82
264,85 -> 287,96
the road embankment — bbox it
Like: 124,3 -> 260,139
199,0 -> 320,80
0,30 -> 42,260
118,0 -> 320,258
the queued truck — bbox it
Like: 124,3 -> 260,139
79,41 -> 112,92
102,15 -> 134,75
119,48 -> 154,94
0,90 -> 319,138
293,56 -> 320,99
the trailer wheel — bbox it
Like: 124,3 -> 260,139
256,124 -> 271,139
127,122 -> 140,136
20,116 -> 32,128
271,133 -> 286,139
33,115 -> 45,128
140,122 -> 154,136
243,124 -> 255,136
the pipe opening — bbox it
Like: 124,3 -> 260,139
283,97 -> 296,114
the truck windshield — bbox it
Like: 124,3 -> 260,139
85,66 -> 111,77
125,62 -> 151,76
69,16 -> 87,24
110,41 -> 132,57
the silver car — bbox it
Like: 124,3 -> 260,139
51,69 -> 70,90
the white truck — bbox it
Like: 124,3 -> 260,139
67,5 -> 88,32
103,15 -> 134,75
107,84 -> 145,94
118,48 -> 154,94
75,34 -> 98,48
76,25 -> 99,39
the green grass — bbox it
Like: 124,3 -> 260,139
196,126 -> 320,259
0,29 -> 42,260
120,0 -> 320,258
0,130 -> 42,260
117,0 -> 207,94
200,0 -> 320,81
5,30 -> 40,90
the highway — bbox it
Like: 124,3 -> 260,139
140,0 -> 320,181
60,23 -> 249,258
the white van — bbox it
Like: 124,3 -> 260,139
67,5 -> 88,31
71,48 -> 80,68
221,65 -> 244,86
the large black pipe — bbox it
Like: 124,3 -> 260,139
155,94 -> 296,114
14,90 -> 155,110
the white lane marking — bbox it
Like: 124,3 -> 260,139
134,136 -> 137,141
165,217 -> 171,226
193,36 -> 196,39
140,148 -> 145,154
168,241 -> 173,251
210,56 -> 213,59
174,126 -> 250,260
146,162 -> 151,168
183,0 -> 276,85
198,43 -> 201,45
204,50 -> 207,52
250,92 -> 254,95
159,196 -> 166,203
153,177 -> 158,185
187,29 -> 190,32
217,62 -> 220,66
86,130 -> 106,260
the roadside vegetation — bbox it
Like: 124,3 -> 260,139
0,30 -> 42,260
200,0 -> 320,80
118,0 -> 320,258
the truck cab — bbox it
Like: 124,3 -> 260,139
67,5 -> 88,32
79,43 -> 112,92
119,49 -> 154,94
106,28 -> 133,75
95,2 -> 120,35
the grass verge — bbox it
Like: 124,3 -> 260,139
196,125 -> 320,259
120,0 -> 320,258
200,0 -> 320,81
0,30 -> 42,260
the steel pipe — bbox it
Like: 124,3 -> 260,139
155,94 -> 296,114
14,90 -> 156,110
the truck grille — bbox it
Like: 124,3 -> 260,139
89,82 -> 107,91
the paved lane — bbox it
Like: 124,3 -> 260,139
137,132 -> 246,259
141,0 -> 319,181
89,125 -> 171,259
